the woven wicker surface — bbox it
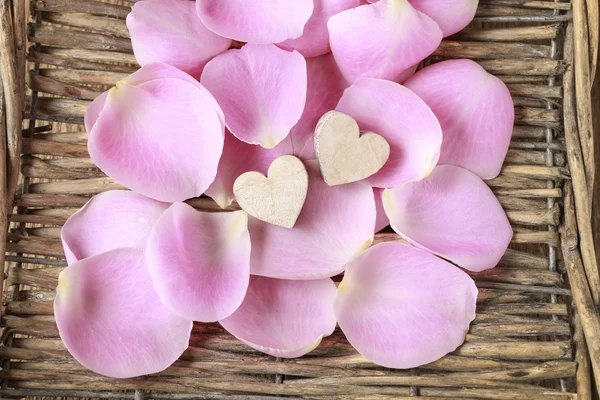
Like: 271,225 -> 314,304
0,0 -> 599,399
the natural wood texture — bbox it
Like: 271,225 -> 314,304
574,0 -> 597,196
563,24 -> 600,305
28,46 -> 137,71
0,50 -> 7,322
31,0 -> 129,19
0,0 -> 22,211
234,156 -> 308,229
572,303 -> 593,400
11,0 -> 25,118
1,0 -> 598,398
454,23 -> 563,41
588,0 -> 599,85
42,12 -> 130,38
562,182 -> 600,389
314,111 -> 390,186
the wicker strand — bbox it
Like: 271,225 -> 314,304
586,0 -> 599,84
479,0 -> 572,10
31,0 -> 130,19
0,40 -> 7,315
563,24 -> 600,305
571,303 -> 593,400
0,390 -> 305,400
11,0 -> 25,110
573,0 -> 597,195
0,336 -> 577,376
0,0 -> 22,212
42,11 -> 130,38
561,182 -> 600,391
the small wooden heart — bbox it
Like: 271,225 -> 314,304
233,155 -> 308,229
314,111 -> 390,186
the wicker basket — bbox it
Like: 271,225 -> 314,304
0,0 -> 599,398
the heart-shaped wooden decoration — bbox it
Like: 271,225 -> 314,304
314,111 -> 390,186
233,155 -> 308,229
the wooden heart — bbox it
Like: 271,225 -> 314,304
314,111 -> 390,186
233,155 -> 308,229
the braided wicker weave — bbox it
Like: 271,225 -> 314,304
1,0 -> 599,398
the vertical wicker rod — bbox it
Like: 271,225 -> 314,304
587,0 -> 599,84
0,0 -> 21,211
571,304 -> 593,400
1,7 -> 44,391
11,0 -> 25,110
0,47 -> 7,314
573,0 -> 596,194
563,24 -> 600,305
561,182 -> 600,391
546,1 -> 568,393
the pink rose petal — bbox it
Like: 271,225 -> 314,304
328,0 -> 442,83
397,63 -> 418,84
61,190 -> 169,265
335,242 -> 477,369
220,276 -> 337,358
54,248 -> 193,378
278,0 -> 362,58
205,53 -> 347,208
409,0 -> 478,37
87,62 -> 225,147
201,44 -> 307,149
292,53 -> 349,160
127,0 -> 231,79
146,203 -> 250,322
88,71 -> 224,202
374,188 -> 389,232
249,160 -> 375,279
84,91 -> 108,134
118,63 -> 226,128
196,0 -> 314,44
383,165 -> 513,272
404,59 -> 514,179
336,77 -> 443,188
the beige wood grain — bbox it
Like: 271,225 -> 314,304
233,155 -> 308,229
314,111 -> 390,186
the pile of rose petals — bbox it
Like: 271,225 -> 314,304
56,0 -> 515,379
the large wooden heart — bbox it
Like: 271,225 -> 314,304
314,111 -> 390,186
233,155 -> 308,228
